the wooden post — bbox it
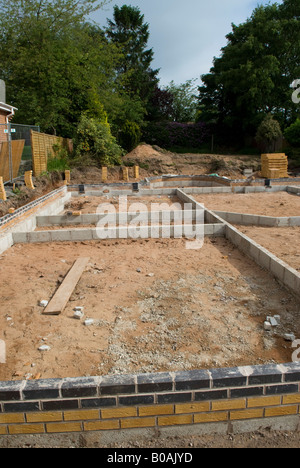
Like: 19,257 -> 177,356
122,166 -> 129,182
134,165 -> 139,179
65,170 -> 71,185
102,166 -> 108,183
0,176 -> 7,201
24,170 -> 35,190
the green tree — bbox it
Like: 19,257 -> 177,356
284,119 -> 300,147
74,113 -> 124,166
118,120 -> 141,152
256,114 -> 282,152
166,79 -> 198,122
198,0 -> 300,145
106,5 -> 159,113
0,0 -> 116,137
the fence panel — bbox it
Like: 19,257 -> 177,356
0,140 -> 24,182
0,123 -> 40,183
31,130 -> 64,176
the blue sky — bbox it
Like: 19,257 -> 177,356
91,0 -> 282,87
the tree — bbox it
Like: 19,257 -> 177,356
198,0 -> 300,146
166,79 -> 198,122
284,119 -> 300,147
74,113 -> 123,166
106,5 -> 159,111
147,86 -> 174,122
0,0 -> 115,136
256,114 -> 282,152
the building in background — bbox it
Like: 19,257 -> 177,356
0,80 -> 18,143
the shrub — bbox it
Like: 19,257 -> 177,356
118,120 -> 141,152
143,121 -> 210,149
284,119 -> 300,147
74,114 -> 124,166
256,114 -> 282,152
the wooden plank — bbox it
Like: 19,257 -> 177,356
43,257 -> 90,316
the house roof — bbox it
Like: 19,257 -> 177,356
0,102 -> 18,114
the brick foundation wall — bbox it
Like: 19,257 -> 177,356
1,363 -> 300,435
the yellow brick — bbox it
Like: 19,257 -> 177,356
158,414 -> 193,427
101,407 -> 137,419
46,422 -> 82,433
121,417 -> 156,429
248,396 -> 281,408
26,412 -> 63,423
282,394 -> 300,405
0,426 -> 7,435
230,409 -> 264,420
194,412 -> 228,423
84,420 -> 120,431
139,405 -> 174,417
265,406 -> 298,418
212,399 -> 246,411
9,424 -> 45,435
64,409 -> 99,421
175,402 -> 210,414
0,413 -> 25,424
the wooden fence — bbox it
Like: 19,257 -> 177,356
0,140 -> 25,182
30,130 -> 72,177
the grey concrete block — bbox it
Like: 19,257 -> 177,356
0,233 -> 14,253
290,217 -> 300,226
50,230 -> 72,242
258,248 -> 271,270
30,231 -> 52,243
70,229 -> 93,241
283,266 -> 300,293
247,242 -> 261,263
277,218 -> 290,227
269,257 -> 286,283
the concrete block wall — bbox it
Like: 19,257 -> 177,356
214,211 -> 300,227
0,187 -> 71,255
13,223 -> 225,244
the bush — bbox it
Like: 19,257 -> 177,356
74,114 -> 124,166
143,121 -> 210,149
284,119 -> 300,147
118,121 -> 141,152
256,114 -> 282,152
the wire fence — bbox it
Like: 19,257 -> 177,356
0,123 -> 40,184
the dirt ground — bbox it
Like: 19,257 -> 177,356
1,143 -> 299,218
64,195 -> 184,214
1,427 -> 300,448
194,191 -> 300,217
0,237 -> 299,382
236,226 -> 300,272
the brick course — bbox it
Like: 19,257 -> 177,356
0,363 -> 300,435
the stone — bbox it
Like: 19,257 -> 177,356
73,310 -> 84,320
84,319 -> 94,326
38,345 -> 51,351
264,321 -> 272,331
39,300 -> 48,307
284,333 -> 296,342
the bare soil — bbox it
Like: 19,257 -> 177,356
0,237 -> 299,382
64,195 -> 184,214
1,427 -> 300,448
235,226 -> 300,272
194,191 -> 300,217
